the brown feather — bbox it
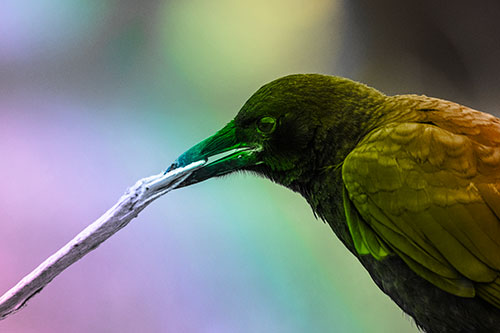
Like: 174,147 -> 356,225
342,100 -> 500,307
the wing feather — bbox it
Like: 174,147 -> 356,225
342,115 -> 500,307
478,277 -> 500,308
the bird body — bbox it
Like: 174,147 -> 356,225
168,74 -> 500,332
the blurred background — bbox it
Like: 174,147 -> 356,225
1,1 -> 499,332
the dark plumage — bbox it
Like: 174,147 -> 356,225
168,74 -> 500,332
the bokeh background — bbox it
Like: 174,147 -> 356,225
1,1 -> 500,332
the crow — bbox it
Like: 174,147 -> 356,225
167,74 -> 500,332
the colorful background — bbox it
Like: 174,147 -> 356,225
1,1 -> 500,332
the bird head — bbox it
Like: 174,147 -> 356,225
167,74 -> 385,190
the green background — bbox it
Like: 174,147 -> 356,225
1,1 -> 499,332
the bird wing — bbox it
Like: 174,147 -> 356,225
342,107 -> 500,308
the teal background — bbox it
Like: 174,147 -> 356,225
1,1 -> 499,332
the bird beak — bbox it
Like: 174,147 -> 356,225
166,120 -> 261,188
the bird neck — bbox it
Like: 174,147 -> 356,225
287,86 -> 392,252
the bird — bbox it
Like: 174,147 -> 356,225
166,74 -> 500,332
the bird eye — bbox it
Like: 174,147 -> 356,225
257,117 -> 276,134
